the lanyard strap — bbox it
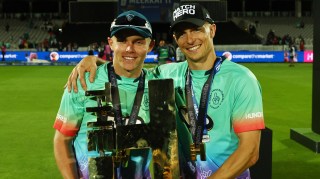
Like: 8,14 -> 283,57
185,57 -> 223,146
107,63 -> 145,126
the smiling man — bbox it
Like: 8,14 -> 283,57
155,3 -> 265,178
66,3 -> 265,179
53,10 -> 155,179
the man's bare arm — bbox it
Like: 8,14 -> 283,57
209,130 -> 261,179
53,131 -> 79,179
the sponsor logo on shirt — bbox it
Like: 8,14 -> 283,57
142,95 -> 149,111
78,155 -> 89,173
210,89 -> 224,109
245,112 -> 263,119
200,166 -> 213,178
56,114 -> 67,122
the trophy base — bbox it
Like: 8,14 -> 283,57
88,156 -> 114,179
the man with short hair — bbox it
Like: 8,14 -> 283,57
157,3 -> 265,178
53,10 -> 155,179
68,3 -> 265,178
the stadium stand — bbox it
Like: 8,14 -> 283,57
57,23 -> 109,48
232,17 -> 313,45
213,21 -> 262,45
0,19 -> 51,48
57,20 -> 262,47
1,17 -> 312,52
0,16 -> 67,50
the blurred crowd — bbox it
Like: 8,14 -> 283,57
265,29 -> 305,51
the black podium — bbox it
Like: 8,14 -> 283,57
250,127 -> 273,179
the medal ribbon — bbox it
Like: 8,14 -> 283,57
107,63 -> 145,126
185,57 -> 223,146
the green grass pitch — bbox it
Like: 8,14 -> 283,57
0,63 -> 319,178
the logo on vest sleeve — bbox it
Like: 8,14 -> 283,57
210,89 -> 224,109
56,114 -> 67,122
245,112 -> 263,119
